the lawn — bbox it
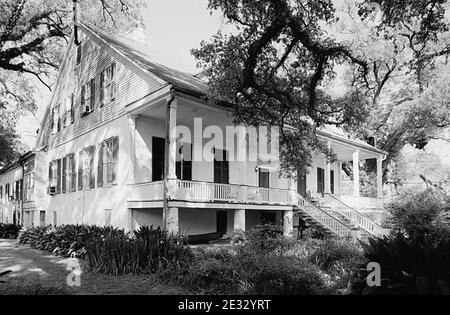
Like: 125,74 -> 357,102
0,239 -> 186,295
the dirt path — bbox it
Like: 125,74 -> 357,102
0,239 -> 186,295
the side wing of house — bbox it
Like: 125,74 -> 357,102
0,165 -> 23,224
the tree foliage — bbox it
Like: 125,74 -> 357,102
0,0 -> 144,166
344,0 -> 450,178
194,0 -> 450,179
192,0 -> 370,175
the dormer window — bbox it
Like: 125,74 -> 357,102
100,63 -> 116,106
81,79 -> 95,116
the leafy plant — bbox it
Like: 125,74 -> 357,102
0,223 -> 21,239
18,225 -> 127,258
85,226 -> 192,275
385,190 -> 450,241
354,233 -> 450,295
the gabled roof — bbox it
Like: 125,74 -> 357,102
34,22 -> 386,157
0,151 -> 35,176
80,22 -> 209,98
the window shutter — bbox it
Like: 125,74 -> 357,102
90,79 -> 95,111
89,146 -> 95,189
80,85 -> 85,116
50,108 -> 54,133
110,63 -> 116,100
78,151 -> 83,190
112,137 -> 119,183
76,45 -> 82,65
56,104 -> 61,132
48,163 -> 52,194
62,157 -> 67,193
85,83 -> 90,111
71,154 -> 77,192
70,94 -> 75,123
56,159 -> 61,194
100,71 -> 105,106
97,143 -> 104,187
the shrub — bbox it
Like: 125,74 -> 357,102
18,224 -> 192,275
18,225 -> 127,258
160,248 -> 242,294
236,224 -> 289,256
353,233 -> 450,295
161,230 -> 331,295
0,223 -> 21,239
240,255 -> 326,295
386,190 -> 450,241
85,226 -> 193,275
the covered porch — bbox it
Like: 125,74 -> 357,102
313,130 -> 387,207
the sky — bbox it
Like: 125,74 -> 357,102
15,0 -> 450,168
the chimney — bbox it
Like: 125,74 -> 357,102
73,0 -> 80,45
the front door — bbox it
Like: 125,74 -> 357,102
297,169 -> 307,197
330,170 -> 335,194
152,137 -> 165,181
258,168 -> 270,188
317,167 -> 325,194
213,148 -> 229,184
216,211 -> 227,235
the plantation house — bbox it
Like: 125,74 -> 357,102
0,23 -> 388,242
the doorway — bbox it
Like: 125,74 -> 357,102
216,211 -> 227,236
152,137 -> 165,181
297,170 -> 307,197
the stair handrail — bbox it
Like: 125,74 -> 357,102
324,194 -> 390,238
292,192 -> 356,239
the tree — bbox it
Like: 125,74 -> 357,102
342,0 -> 450,180
192,0 -> 370,175
0,0 -> 144,165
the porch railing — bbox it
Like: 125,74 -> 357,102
127,181 -> 164,201
175,180 -> 292,205
324,194 -> 389,238
127,180 -> 371,240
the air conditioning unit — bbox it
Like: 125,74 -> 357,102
82,105 -> 91,116
49,186 -> 57,195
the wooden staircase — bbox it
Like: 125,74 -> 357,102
292,192 -> 388,242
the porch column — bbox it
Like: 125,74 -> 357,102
324,158 -> 332,194
377,157 -> 383,198
166,207 -> 179,235
167,98 -> 178,181
337,161 -> 342,195
324,142 -> 332,194
283,210 -> 294,238
234,209 -> 246,232
163,94 -> 177,232
127,114 -> 138,184
353,150 -> 360,197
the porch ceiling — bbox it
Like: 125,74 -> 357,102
331,141 -> 383,162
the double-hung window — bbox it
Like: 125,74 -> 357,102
81,146 -> 95,189
48,160 -> 58,194
81,79 -> 95,114
24,160 -> 35,201
101,63 -> 116,105
102,137 -> 119,185
67,154 -> 76,192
